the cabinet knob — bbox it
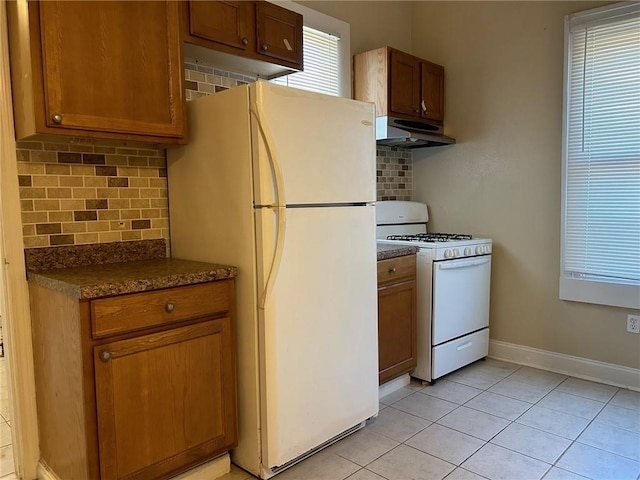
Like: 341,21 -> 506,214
51,114 -> 63,124
242,37 -> 249,45
165,302 -> 175,313
100,351 -> 111,362
414,109 -> 419,114
261,44 -> 268,51
389,267 -> 397,273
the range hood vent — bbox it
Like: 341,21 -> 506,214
376,116 -> 455,149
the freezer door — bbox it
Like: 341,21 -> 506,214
254,205 -> 379,470
250,81 -> 376,206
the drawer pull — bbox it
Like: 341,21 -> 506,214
456,341 -> 472,351
388,267 -> 397,273
165,302 -> 175,313
100,351 -> 112,362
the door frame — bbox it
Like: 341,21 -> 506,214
0,2 -> 40,479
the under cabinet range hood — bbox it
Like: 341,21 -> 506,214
376,116 -> 456,148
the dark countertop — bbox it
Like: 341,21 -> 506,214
377,243 -> 419,261
28,258 -> 238,300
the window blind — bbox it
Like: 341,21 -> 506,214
272,26 -> 340,96
563,5 -> 640,289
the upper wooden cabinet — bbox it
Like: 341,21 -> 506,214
255,1 -> 303,68
7,0 -> 186,144
354,46 -> 445,125
188,1 -> 255,53
183,1 -> 303,75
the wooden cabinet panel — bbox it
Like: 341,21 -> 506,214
354,46 -> 445,128
28,278 -> 237,480
182,1 -> 303,74
8,0 -> 186,144
255,1 -> 303,68
91,282 -> 231,339
377,255 -> 416,285
377,254 -> 417,384
94,318 -> 237,480
378,280 -> 417,384
421,61 -> 444,122
188,1 -> 254,51
389,49 -> 421,118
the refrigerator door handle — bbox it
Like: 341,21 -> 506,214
259,206 -> 286,310
251,92 -> 286,207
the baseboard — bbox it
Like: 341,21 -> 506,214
37,461 -> 59,480
489,340 -> 640,391
378,373 -> 411,399
38,455 -> 230,480
171,454 -> 230,480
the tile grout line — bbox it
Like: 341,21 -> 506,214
379,362 -> 638,480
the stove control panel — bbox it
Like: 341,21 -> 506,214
438,241 -> 492,261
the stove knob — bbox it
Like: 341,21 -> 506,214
453,248 -> 460,257
464,247 -> 471,256
475,246 -> 483,255
444,249 -> 453,258
484,245 -> 492,254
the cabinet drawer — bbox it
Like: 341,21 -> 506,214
91,281 -> 231,339
377,255 -> 416,285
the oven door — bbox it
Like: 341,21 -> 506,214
432,255 -> 491,345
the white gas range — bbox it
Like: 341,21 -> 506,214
376,201 -> 492,382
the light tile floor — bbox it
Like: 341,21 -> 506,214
220,359 -> 640,480
0,357 -> 14,479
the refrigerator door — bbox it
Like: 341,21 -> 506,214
254,204 -> 379,471
250,81 -> 376,207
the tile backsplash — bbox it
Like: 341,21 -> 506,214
16,58 -> 410,249
377,146 -> 412,200
184,57 -> 257,100
17,141 -> 168,248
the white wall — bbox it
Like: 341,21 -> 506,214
410,1 -> 640,369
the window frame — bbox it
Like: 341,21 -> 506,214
559,1 -> 640,309
270,1 -> 351,98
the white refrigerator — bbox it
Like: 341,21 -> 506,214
167,81 -> 379,478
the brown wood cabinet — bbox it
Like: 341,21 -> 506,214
377,254 -> 417,384
29,280 -> 237,480
182,1 -> 303,75
354,46 -> 445,125
7,0 -> 186,144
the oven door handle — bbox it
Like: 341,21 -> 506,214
438,257 -> 490,270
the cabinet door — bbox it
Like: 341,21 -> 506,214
389,49 -> 421,118
38,1 -> 184,138
188,1 -> 254,52
255,1 -> 303,69
421,61 -> 445,122
378,280 -> 417,384
94,319 -> 237,480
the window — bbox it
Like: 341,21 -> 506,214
269,1 -> 350,98
560,2 -> 640,309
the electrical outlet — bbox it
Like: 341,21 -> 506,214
627,315 -> 640,334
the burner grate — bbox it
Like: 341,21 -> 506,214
387,233 -> 473,242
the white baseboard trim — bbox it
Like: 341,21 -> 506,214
37,461 -> 59,480
378,373 -> 411,399
489,340 -> 640,391
38,454 -> 230,480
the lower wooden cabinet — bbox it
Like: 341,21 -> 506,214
377,255 -> 417,384
29,279 -> 237,480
